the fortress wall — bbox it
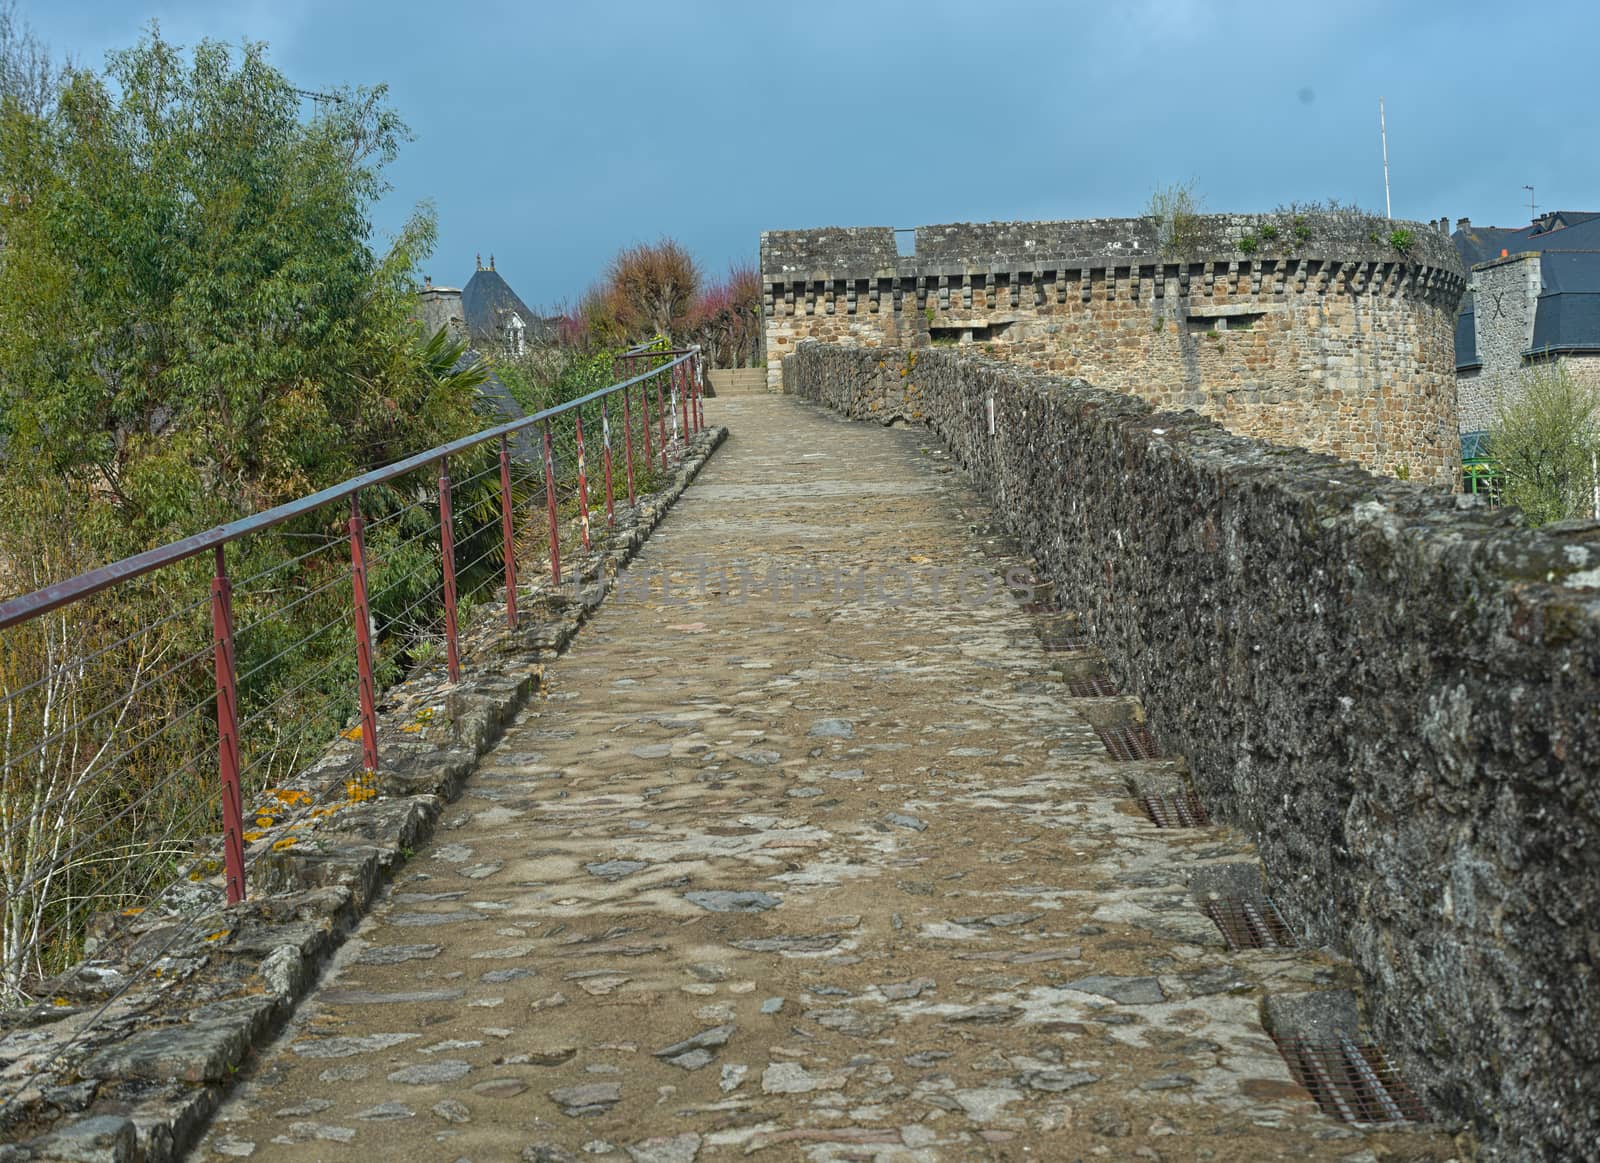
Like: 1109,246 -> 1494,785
786,342 -> 1600,1159
761,215 -> 1467,485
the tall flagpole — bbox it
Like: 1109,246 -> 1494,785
1380,97 -> 1392,221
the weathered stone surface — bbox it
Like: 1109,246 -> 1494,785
1063,975 -> 1166,1005
548,1082 -> 621,1115
20,1115 -> 136,1162
353,943 -> 442,965
682,890 -> 779,913
652,1025 -> 734,1063
761,1061 -> 846,1095
584,860 -> 648,880
791,344 -> 1600,1156
386,1060 -> 473,1085
625,1132 -> 701,1163
187,401 -> 1456,1162
289,1032 -> 420,1058
81,1022 -> 250,1083
317,988 -> 463,1005
1019,1068 -> 1100,1092
352,1102 -> 414,1121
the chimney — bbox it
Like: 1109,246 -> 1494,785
424,274 -> 432,290
1456,217 -> 1471,232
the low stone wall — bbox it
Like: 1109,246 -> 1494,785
785,342 -> 1600,1159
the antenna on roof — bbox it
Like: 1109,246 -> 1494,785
1523,185 -> 1538,222
291,87 -> 342,111
1379,97 -> 1392,221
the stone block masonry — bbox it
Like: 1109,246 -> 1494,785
762,214 -> 1467,485
786,342 -> 1600,1160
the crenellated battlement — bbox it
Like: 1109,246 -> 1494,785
762,255 -> 1466,317
759,213 -> 1468,485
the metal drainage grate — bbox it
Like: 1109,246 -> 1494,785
1040,638 -> 1091,653
1273,1035 -> 1429,1126
1065,675 -> 1119,697
1095,724 -> 1161,761
1140,791 -> 1210,827
1203,897 -> 1296,949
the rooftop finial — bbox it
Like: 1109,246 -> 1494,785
490,253 -> 496,271
476,252 -> 482,270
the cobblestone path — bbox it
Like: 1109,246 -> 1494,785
201,397 -> 1458,1161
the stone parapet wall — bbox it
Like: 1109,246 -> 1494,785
761,214 -> 1466,484
785,342 -> 1600,1159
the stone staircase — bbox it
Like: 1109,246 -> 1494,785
704,367 -> 767,396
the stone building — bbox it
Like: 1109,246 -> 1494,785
411,260 -> 551,461
417,278 -> 468,344
461,254 -> 559,356
1452,211 -> 1600,448
761,214 -> 1467,485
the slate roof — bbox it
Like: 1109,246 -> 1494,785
462,266 -> 558,350
1529,259 -> 1600,355
452,349 -> 538,463
1453,212 -> 1600,368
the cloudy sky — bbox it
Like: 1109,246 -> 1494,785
25,0 -> 1600,309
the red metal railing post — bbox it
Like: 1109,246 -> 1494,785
499,436 -> 518,630
655,362 -> 667,470
575,413 -> 592,551
601,397 -> 616,527
348,493 -> 381,773
640,367 -> 653,472
438,457 -> 462,683
695,352 -> 706,431
211,546 -> 247,905
678,360 -> 689,443
687,355 -> 698,433
623,377 -> 638,505
543,419 -> 562,587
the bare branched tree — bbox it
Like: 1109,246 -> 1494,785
0,1 -> 58,116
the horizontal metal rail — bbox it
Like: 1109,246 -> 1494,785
0,343 -> 706,1016
0,350 -> 698,631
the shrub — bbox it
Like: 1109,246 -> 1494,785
1489,361 -> 1600,526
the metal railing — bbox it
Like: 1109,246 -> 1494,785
0,344 -> 706,1008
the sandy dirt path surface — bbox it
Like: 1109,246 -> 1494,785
199,395 -> 1459,1162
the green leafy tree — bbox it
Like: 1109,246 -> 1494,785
0,29 -> 474,548
0,28 -> 491,997
1489,361 -> 1600,526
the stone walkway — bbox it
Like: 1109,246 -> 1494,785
200,396 -> 1459,1161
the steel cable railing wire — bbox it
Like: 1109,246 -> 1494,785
229,533 -> 349,593
0,636 -> 216,775
0,591 -> 211,708
232,621 -> 352,731
235,649 -> 349,741
0,742 -> 211,916
230,569 -> 353,643
0,351 -> 701,1031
